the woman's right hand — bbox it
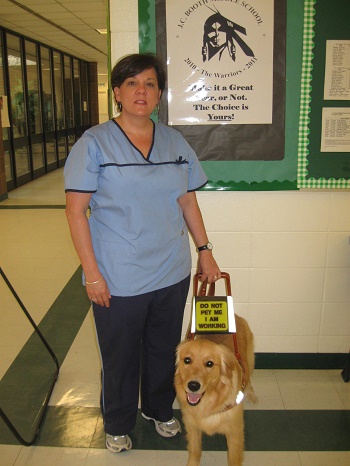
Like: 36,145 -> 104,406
66,192 -> 112,308
86,277 -> 111,307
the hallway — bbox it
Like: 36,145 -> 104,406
1,169 -> 349,465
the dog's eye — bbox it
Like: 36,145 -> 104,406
206,360 -> 214,368
184,357 -> 191,365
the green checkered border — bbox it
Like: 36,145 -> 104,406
297,0 -> 350,189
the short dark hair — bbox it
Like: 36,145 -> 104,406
111,53 -> 166,92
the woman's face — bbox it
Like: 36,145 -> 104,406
113,67 -> 161,118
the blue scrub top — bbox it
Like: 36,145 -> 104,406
64,119 -> 207,296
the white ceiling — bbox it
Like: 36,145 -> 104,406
0,0 -> 109,74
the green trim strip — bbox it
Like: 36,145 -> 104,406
138,0 -> 156,53
202,180 -> 298,192
255,352 -> 348,370
1,408 -> 349,451
297,0 -> 316,188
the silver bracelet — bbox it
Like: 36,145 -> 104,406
85,276 -> 103,285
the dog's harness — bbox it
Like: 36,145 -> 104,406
222,390 -> 245,412
187,273 -> 246,411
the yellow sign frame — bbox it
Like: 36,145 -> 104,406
191,296 -> 236,334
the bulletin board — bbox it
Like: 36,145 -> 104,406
139,0 -> 303,190
298,0 -> 350,189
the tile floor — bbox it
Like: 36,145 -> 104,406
0,169 -> 350,465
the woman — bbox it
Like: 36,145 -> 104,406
64,53 -> 221,453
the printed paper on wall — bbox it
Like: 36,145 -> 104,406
166,0 -> 274,125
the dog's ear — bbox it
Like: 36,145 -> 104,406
219,345 -> 237,385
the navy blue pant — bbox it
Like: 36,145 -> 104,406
93,275 -> 190,436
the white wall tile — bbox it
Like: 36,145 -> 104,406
233,302 -> 249,320
251,232 -> 327,268
329,192 -> 350,231
225,268 -> 250,303
248,303 -> 322,336
324,268 -> 350,302
255,335 -> 319,353
109,0 -> 138,33
190,232 -> 251,267
250,268 -> 325,303
318,336 -> 350,353
326,233 -> 350,267
110,32 -> 139,68
252,191 -> 330,232
321,303 -> 350,335
197,191 -> 252,232
211,232 -> 251,268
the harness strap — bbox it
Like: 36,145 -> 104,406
193,273 -> 246,391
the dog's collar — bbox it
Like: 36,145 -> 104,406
222,390 -> 244,412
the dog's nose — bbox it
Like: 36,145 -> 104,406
187,381 -> 201,392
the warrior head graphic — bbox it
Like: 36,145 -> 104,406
202,7 -> 255,62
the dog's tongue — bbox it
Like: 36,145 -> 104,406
187,392 -> 202,406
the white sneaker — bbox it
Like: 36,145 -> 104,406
141,413 -> 181,437
106,434 -> 132,453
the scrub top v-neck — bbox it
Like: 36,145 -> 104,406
111,119 -> 154,160
64,119 -> 207,297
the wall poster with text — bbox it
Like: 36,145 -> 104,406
156,0 -> 287,167
166,0 -> 274,126
143,0 -> 300,190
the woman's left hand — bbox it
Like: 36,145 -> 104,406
197,251 -> 221,283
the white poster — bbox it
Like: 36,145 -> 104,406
321,107 -> 350,152
324,40 -> 350,101
166,0 -> 274,125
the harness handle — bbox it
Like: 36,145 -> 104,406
189,273 -> 244,381
194,271 -> 232,297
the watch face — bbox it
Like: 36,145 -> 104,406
197,242 -> 213,252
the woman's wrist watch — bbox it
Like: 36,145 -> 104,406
197,242 -> 213,252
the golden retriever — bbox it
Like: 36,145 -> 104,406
175,315 -> 257,466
